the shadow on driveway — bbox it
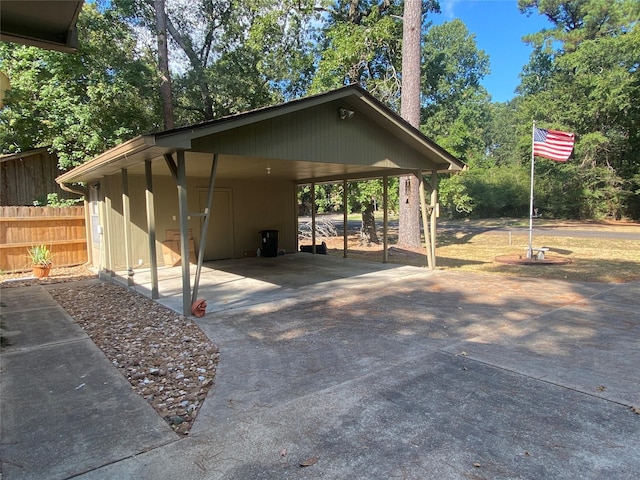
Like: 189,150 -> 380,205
2,257 -> 639,479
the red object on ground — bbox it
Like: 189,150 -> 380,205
191,299 -> 207,317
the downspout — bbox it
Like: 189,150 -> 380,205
58,182 -> 86,197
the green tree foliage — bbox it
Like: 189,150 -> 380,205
419,20 -> 492,219
0,3 -> 160,168
310,0 -> 404,106
298,179 -> 400,216
463,164 -> 531,218
438,173 -> 474,218
311,1 -> 440,108
3,0 -> 637,221
484,102 -> 521,167
33,193 -> 82,207
348,178 -> 399,214
512,0 -> 640,219
115,0 -> 320,125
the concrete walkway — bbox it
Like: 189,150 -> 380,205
1,255 -> 639,479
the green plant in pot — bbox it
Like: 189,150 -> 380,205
27,245 -> 54,278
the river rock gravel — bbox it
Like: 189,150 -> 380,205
2,267 -> 219,436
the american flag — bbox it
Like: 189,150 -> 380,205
533,127 -> 575,162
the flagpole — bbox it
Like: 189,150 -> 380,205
528,121 -> 536,259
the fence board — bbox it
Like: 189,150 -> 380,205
0,206 -> 88,272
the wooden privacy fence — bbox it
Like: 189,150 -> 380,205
0,206 -> 88,272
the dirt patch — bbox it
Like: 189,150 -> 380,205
0,264 -> 97,288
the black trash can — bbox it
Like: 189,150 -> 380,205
260,230 -> 278,257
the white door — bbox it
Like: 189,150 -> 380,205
198,188 -> 234,260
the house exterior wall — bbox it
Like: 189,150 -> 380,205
94,172 -> 296,271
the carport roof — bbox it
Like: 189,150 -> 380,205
56,84 -> 465,186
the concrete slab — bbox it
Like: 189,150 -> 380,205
2,260 -> 639,479
0,285 -> 60,313
0,305 -> 87,351
74,351 -> 640,480
443,282 -> 640,407
0,287 -> 177,480
116,254 -> 427,314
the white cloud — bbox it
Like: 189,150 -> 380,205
439,0 -> 461,20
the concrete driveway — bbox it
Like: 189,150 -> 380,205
2,254 -> 639,479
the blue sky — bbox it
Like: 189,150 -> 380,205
430,0 -> 552,103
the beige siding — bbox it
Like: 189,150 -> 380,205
100,175 -> 154,270
228,178 -> 296,256
97,172 -> 296,270
191,101 -> 431,170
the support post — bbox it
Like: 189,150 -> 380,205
192,154 -> 218,305
176,150 -> 191,316
164,153 -> 178,181
104,194 -> 113,275
419,172 -> 433,269
145,161 -> 159,299
343,180 -> 348,258
430,170 -> 438,268
121,168 -> 133,285
383,175 -> 389,263
311,183 -> 316,254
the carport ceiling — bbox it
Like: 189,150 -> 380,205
0,1 -> 83,53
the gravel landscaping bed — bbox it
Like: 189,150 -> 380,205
1,266 -> 219,436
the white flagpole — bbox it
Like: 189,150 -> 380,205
528,121 -> 536,259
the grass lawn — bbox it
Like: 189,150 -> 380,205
319,216 -> 640,283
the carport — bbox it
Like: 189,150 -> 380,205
57,85 -> 463,316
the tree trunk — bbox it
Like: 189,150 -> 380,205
398,0 -> 422,248
154,0 -> 174,130
165,18 -> 215,120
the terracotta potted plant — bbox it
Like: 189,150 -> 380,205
27,245 -> 54,278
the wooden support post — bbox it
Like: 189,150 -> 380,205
430,170 -> 438,268
104,194 -> 113,275
145,161 -> 159,299
343,179 -> 348,258
192,154 -> 218,305
311,183 -> 316,254
164,153 -> 178,181
121,168 -> 134,285
383,175 -> 389,263
176,151 -> 191,316
82,197 -> 92,266
419,172 -> 433,269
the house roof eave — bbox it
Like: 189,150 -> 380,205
55,135 -> 162,186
